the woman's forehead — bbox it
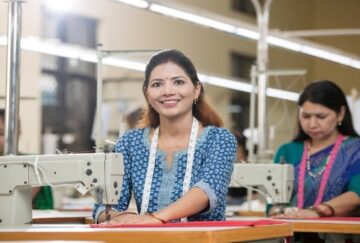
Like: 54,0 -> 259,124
300,101 -> 334,113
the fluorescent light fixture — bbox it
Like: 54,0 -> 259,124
103,57 -> 146,72
199,75 -> 253,93
199,74 -> 298,101
17,37 -> 147,72
235,27 -> 259,40
43,0 -> 73,12
267,88 -> 299,102
301,45 -> 352,66
266,36 -> 302,52
352,60 -> 360,69
21,37 -> 83,59
115,0 -> 149,9
150,4 -> 237,33
117,1 -> 360,70
0,35 -> 298,102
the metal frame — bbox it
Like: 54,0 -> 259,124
95,45 -> 161,151
282,28 -> 360,38
4,0 -> 24,155
248,0 -> 307,162
251,0 -> 272,161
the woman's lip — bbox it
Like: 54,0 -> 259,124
160,100 -> 179,106
308,131 -> 320,136
160,100 -> 178,107
160,99 -> 179,103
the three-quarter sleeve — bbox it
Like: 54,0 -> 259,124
193,129 -> 237,214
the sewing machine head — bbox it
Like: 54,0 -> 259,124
0,152 -> 124,226
230,163 -> 294,205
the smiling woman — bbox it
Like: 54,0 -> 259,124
145,61 -> 201,122
272,80 -> 360,219
93,49 -> 237,224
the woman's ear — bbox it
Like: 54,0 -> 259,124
338,105 -> 346,122
143,88 -> 149,101
194,82 -> 201,99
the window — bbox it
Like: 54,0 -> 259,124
232,0 -> 256,17
41,12 -> 97,152
230,52 -> 256,132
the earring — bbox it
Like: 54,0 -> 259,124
338,121 -> 342,126
193,98 -> 198,105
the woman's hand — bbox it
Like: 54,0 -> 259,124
272,207 -> 320,219
108,213 -> 163,225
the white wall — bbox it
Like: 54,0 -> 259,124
0,0 -> 359,154
0,0 -> 41,153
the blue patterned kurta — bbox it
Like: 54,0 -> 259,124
93,126 -> 237,222
274,137 -> 360,208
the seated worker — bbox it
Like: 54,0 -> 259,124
93,49 -> 237,224
272,80 -> 360,218
227,130 -> 249,205
0,109 -> 53,209
126,108 -> 143,129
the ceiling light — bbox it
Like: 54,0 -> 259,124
301,45 -> 352,66
150,4 -> 237,33
0,35 -> 299,102
134,2 -> 360,69
266,36 -> 302,52
199,75 -> 253,93
115,0 -> 149,9
102,57 -> 146,72
235,27 -> 259,40
352,60 -> 360,69
43,0 -> 73,13
266,88 -> 299,101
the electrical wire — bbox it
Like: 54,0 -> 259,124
231,178 -> 273,204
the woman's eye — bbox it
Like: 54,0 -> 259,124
301,114 -> 310,119
150,82 -> 162,87
174,79 -> 185,85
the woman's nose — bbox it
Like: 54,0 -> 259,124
163,82 -> 175,95
309,117 -> 317,127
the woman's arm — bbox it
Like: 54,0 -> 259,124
152,187 -> 209,222
274,191 -> 360,219
108,187 -> 209,224
319,191 -> 360,216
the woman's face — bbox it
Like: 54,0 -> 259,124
299,101 -> 345,142
145,61 -> 200,120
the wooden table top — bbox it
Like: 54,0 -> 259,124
23,210 -> 360,242
0,223 -> 292,243
229,216 -> 360,234
288,218 -> 360,234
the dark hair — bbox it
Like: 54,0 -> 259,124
293,80 -> 358,141
0,109 -> 4,121
126,108 -> 143,129
139,49 -> 223,128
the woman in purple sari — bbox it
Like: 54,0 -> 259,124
273,80 -> 360,218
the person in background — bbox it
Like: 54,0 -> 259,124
93,49 -> 237,224
227,130 -> 248,205
0,109 -> 53,209
272,80 -> 360,218
232,129 -> 248,162
126,108 -> 143,129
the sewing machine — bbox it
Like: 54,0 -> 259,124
229,163 -> 294,205
0,153 -> 124,226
